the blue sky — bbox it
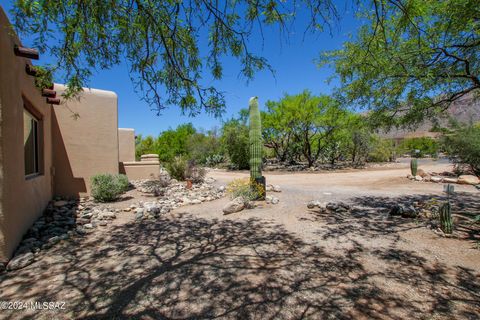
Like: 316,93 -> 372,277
1,0 -> 363,136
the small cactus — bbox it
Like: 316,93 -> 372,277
410,158 -> 418,176
439,202 -> 453,234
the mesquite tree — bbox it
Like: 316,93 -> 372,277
11,0 -> 336,115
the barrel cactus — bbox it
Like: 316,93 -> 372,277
410,158 -> 418,176
439,201 -> 453,234
249,96 -> 265,199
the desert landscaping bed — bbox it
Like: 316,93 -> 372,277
0,162 -> 479,319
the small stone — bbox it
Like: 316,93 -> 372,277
100,212 -> 116,219
271,197 -> 280,204
48,236 -> 61,244
54,200 -> 68,207
407,174 -> 413,180
414,175 -> 423,181
272,185 -> 281,192
123,207 -> 131,212
443,177 -> 458,184
389,204 -> 404,216
431,176 -> 443,183
191,199 -> 202,205
417,169 -> 428,178
84,223 -> 94,229
135,212 -> 144,220
7,252 -> 34,271
245,201 -> 256,209
205,177 -> 216,184
307,201 -> 318,209
98,221 -> 108,226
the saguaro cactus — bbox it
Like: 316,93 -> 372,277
410,158 -> 418,176
439,202 -> 453,234
249,96 -> 265,199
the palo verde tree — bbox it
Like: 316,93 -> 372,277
12,0 -> 336,115
264,91 -> 346,167
319,0 -> 480,127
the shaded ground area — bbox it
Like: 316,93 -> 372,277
0,161 -> 479,319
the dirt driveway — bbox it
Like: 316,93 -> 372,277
0,161 -> 479,319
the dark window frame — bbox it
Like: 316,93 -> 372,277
23,100 -> 43,179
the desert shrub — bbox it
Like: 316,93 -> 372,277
221,119 -> 250,169
367,136 -> 394,162
187,131 -> 222,164
185,160 -> 206,183
91,173 -> 129,202
442,125 -> 480,176
205,154 -> 225,167
226,178 -> 263,203
165,156 -> 188,181
397,137 -> 439,158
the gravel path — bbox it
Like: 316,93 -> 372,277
0,161 -> 479,319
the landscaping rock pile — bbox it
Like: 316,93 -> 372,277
407,172 -> 480,186
5,198 -> 119,271
307,200 -> 421,219
130,180 -> 225,220
307,201 -> 351,213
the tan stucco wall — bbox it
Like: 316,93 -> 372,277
0,8 -> 53,262
118,128 -> 135,162
53,84 -> 119,198
120,161 -> 161,180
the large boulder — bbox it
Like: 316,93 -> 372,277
223,197 -> 245,215
457,175 -> 480,185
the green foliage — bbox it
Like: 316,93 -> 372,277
319,0 -> 480,127
367,136 -> 394,163
347,115 -> 373,165
226,178 -> 263,204
12,0 -> 334,114
439,202 -> 453,234
263,91 -> 348,167
205,154 -> 225,167
91,173 -> 129,202
397,137 -> 439,158
135,134 -> 156,160
442,124 -> 480,176
249,97 -> 262,179
186,130 -> 222,164
156,124 -> 196,163
410,159 -> 418,176
221,118 -> 250,169
165,156 -> 188,181
135,124 -> 196,163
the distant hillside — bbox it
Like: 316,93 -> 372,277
380,91 -> 480,140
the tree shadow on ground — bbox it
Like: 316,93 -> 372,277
0,210 -> 479,319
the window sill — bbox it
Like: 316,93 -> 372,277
25,173 -> 42,180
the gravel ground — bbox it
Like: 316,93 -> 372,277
0,160 -> 479,319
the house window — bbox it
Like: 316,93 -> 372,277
24,109 -> 40,177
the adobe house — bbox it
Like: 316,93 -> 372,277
0,7 -> 160,263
